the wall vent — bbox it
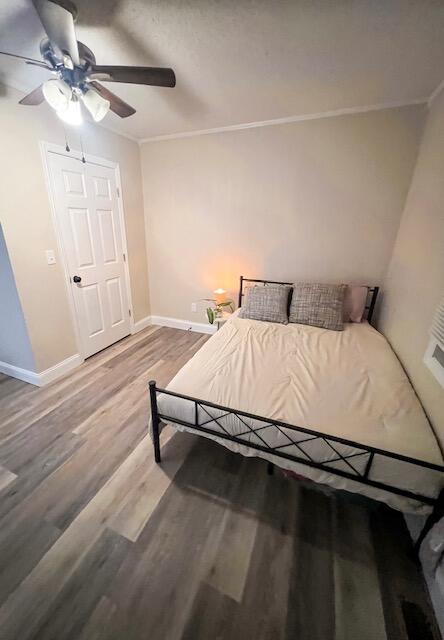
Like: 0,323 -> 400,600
424,295 -> 444,388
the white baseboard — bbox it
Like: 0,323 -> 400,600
0,361 -> 41,386
132,315 -> 152,334
0,353 -> 83,387
150,315 -> 217,335
38,353 -> 83,385
0,316 -> 211,387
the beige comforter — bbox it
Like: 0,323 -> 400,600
157,314 -> 443,513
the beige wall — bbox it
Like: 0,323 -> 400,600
0,84 -> 150,372
379,91 -> 444,448
141,105 -> 424,323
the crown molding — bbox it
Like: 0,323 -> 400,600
139,98 -> 428,144
3,77 -> 437,144
428,78 -> 444,108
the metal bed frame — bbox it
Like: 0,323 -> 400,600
149,276 -> 444,550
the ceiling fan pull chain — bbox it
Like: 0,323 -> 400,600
63,122 -> 70,153
79,132 -> 86,163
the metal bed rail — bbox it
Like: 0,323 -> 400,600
149,275 -> 443,551
149,382 -> 444,508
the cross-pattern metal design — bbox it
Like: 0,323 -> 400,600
149,382 -> 443,508
197,403 -> 373,478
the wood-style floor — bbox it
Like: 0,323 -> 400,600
0,325 -> 440,640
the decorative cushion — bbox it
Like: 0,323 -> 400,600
239,285 -> 291,324
343,285 -> 369,323
289,283 -> 346,331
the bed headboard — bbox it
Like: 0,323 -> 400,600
238,275 -> 380,326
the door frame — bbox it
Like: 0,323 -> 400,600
40,140 -> 135,360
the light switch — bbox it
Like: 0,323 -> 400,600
46,250 -> 56,265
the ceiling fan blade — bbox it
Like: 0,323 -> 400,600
19,85 -> 45,106
90,65 -> 176,88
0,51 -> 44,64
88,82 -> 136,118
32,0 -> 79,65
25,60 -> 52,70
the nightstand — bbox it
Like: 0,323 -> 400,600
215,311 -> 232,331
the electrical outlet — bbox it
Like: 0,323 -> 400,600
191,302 -> 197,313
45,250 -> 56,265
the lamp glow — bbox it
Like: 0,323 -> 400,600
82,88 -> 110,122
57,96 -> 82,126
214,288 -> 226,305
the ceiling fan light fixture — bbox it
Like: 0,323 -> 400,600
42,78 -> 71,112
82,88 -> 110,122
10,0 -> 176,122
57,95 -> 82,126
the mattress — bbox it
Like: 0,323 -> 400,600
156,313 -> 443,513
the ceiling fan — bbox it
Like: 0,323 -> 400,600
0,0 -> 176,125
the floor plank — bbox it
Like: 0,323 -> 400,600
31,528 -> 131,640
109,428 -> 194,543
289,485 -> 335,640
204,456 -> 266,602
0,324 -> 439,640
332,498 -> 386,640
0,464 -> 16,492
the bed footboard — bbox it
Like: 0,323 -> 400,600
148,381 -> 444,553
148,381 -> 443,508
148,380 -> 444,551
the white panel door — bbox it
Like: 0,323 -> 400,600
48,152 -> 131,358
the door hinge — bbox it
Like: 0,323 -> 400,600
123,253 -> 126,262
116,187 -> 120,197
129,309 -> 132,317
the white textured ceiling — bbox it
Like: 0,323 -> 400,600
1,0 -> 444,140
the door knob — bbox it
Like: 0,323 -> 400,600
73,275 -> 82,283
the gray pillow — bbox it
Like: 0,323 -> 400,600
239,285 -> 291,324
289,283 -> 346,331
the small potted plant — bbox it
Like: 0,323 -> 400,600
202,288 -> 234,324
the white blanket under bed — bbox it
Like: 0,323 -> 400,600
156,313 -> 443,513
